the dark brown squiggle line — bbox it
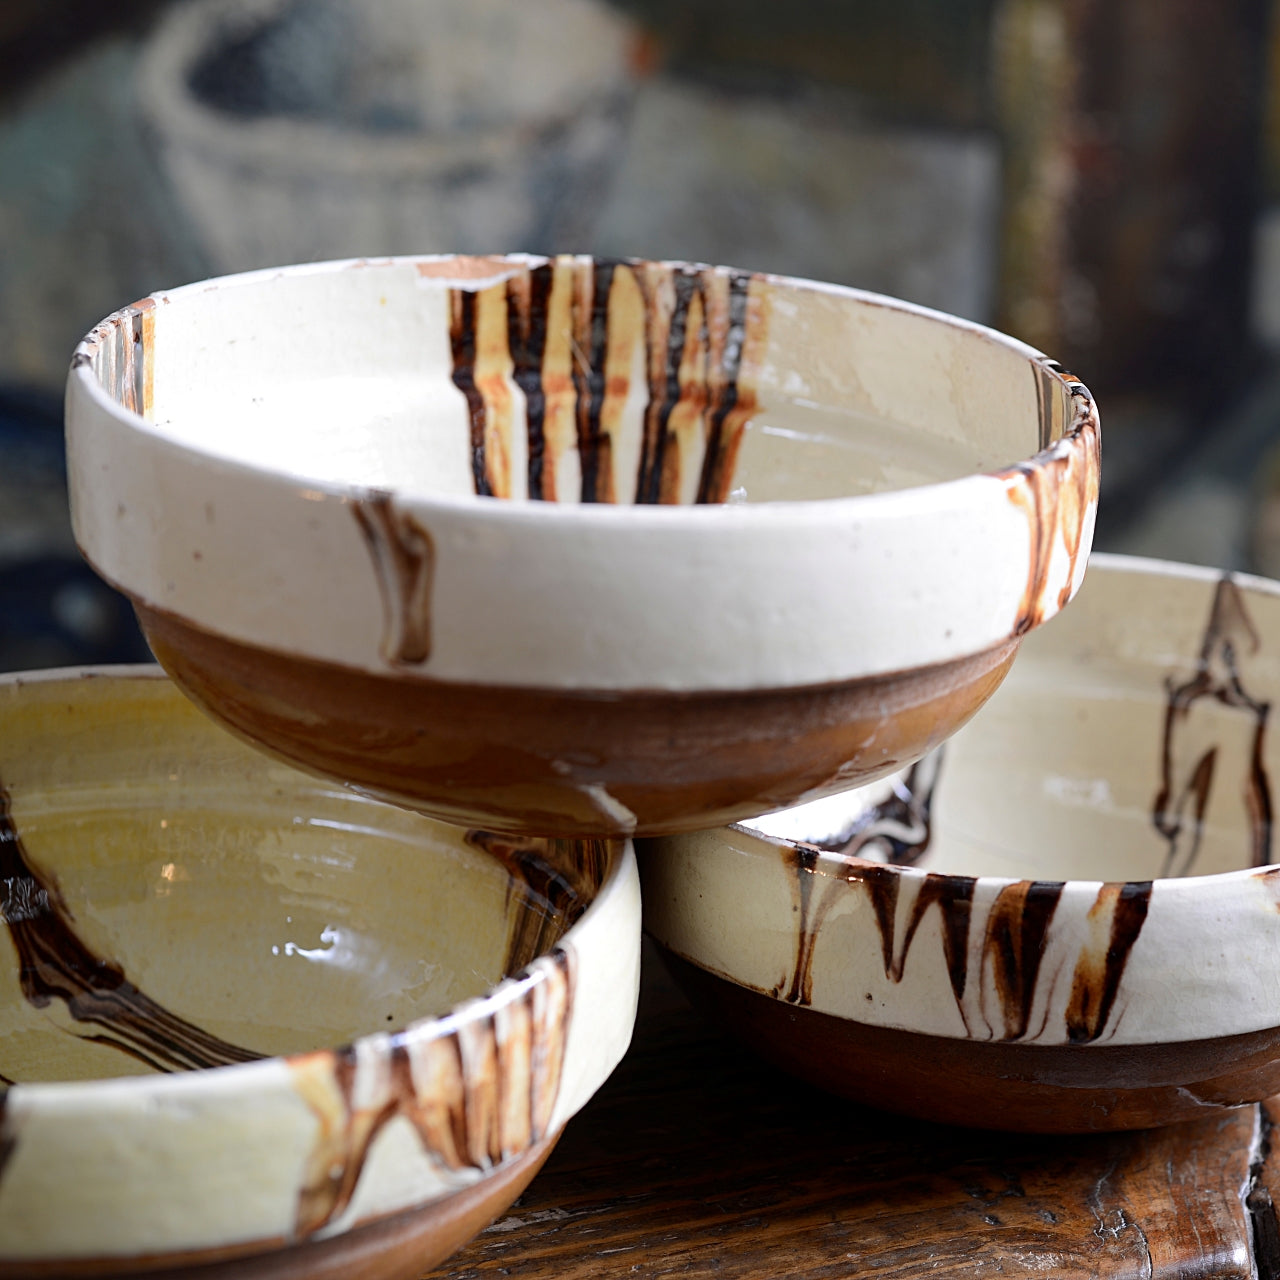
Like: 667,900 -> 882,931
1154,575 -> 1273,875
0,781 -> 262,1075
806,753 -> 943,868
353,490 -> 437,666
463,831 -> 611,977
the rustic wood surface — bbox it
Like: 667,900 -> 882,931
423,942 -> 1280,1279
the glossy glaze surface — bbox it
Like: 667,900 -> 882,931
642,556 -> 1280,1130
0,668 -> 641,1275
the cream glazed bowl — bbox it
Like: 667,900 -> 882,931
66,255 -> 1099,838
642,555 -> 1280,1133
0,668 -> 639,1279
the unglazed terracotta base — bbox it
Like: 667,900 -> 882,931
139,604 -> 1018,836
663,953 -> 1280,1134
0,1132 -> 558,1280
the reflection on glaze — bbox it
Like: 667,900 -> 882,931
1154,575 -> 1273,876
448,257 -> 767,505
353,491 -> 437,666
0,781 -> 262,1074
290,947 -> 572,1236
463,831 -> 611,976
1001,364 -> 1099,635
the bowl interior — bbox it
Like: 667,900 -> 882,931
0,670 -> 607,1084
747,557 -> 1280,883
89,255 -> 1069,507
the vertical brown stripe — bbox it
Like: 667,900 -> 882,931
573,260 -> 617,503
508,264 -> 554,501
982,879 -> 1064,1041
900,875 -> 977,1009
1066,880 -> 1152,1044
450,289 -> 492,497
637,268 -> 699,505
696,270 -> 753,504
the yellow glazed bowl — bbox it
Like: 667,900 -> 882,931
0,667 -> 640,1278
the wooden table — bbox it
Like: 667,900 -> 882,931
427,944 -> 1280,1279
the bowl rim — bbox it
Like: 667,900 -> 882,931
0,664 -> 634,1105
67,252 -> 1097,526
725,550 -> 1280,895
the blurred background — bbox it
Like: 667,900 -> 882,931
2,0 -> 1278,670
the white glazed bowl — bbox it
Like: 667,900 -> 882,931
642,555 -> 1280,1132
66,255 -> 1099,837
0,668 -> 639,1278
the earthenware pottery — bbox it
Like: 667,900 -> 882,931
66,255 -> 1098,837
0,667 -> 640,1278
642,554 -> 1280,1133
138,0 -> 640,271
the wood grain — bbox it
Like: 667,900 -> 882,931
426,944 -> 1266,1279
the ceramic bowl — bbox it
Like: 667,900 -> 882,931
66,255 -> 1099,838
642,554 -> 1280,1133
0,667 -> 639,1278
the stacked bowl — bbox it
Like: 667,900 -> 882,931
0,253 -> 1121,1273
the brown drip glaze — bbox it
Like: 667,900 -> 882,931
784,850 -> 979,1025
290,948 -> 573,1238
82,298 -> 156,421
775,765 -> 1152,1046
449,289 -> 492,498
902,874 -> 976,1016
980,879 -> 1064,1041
782,847 -> 831,1006
506,263 -> 555,501
461,831 -> 612,976
352,492 -> 436,666
695,271 -> 754,504
447,257 -> 766,508
571,259 -> 617,503
0,781 -> 262,1075
1001,367 -> 1100,636
1066,881 -> 1153,1044
1154,575 -> 1273,875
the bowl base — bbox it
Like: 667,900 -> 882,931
0,1131 -> 559,1280
661,949 -> 1280,1134
138,603 -> 1018,839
